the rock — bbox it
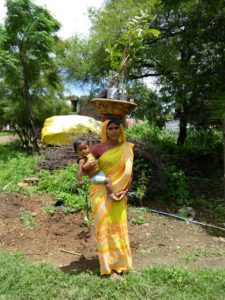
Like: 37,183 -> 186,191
17,182 -> 28,187
23,177 -> 39,184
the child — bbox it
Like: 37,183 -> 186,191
73,138 -> 120,201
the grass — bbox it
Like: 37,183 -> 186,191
1,251 -> 225,299
20,210 -> 36,228
130,215 -> 146,225
0,142 -> 39,191
1,129 -> 225,298
0,142 -> 89,212
0,131 -> 14,136
180,247 -> 225,263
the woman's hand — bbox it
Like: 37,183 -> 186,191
116,188 -> 128,200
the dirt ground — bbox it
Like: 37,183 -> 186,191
0,135 -> 19,144
1,193 -> 225,273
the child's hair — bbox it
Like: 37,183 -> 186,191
73,137 -> 89,152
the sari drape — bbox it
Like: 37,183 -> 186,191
90,142 -> 133,275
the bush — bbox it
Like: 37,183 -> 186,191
127,123 -> 223,206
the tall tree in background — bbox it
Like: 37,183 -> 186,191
62,0 -> 224,145
156,0 -> 225,144
0,0 -> 61,152
60,0 -> 159,88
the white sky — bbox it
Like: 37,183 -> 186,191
0,0 -> 104,38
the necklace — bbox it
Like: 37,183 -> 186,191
106,140 -> 120,149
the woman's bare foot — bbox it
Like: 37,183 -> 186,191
110,271 -> 123,280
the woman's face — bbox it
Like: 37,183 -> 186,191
106,122 -> 121,142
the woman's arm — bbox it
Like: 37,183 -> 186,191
116,173 -> 133,200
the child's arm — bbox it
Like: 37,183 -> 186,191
77,158 -> 86,186
82,147 -> 100,171
82,158 -> 97,171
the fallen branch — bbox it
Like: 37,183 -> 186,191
59,248 -> 81,256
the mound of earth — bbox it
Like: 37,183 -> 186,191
1,193 -> 225,273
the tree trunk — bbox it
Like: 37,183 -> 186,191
177,113 -> 187,145
223,118 -> 225,204
22,62 -> 39,153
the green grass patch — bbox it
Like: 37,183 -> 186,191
0,131 -> 14,136
181,247 -> 225,263
36,164 -> 90,213
1,251 -> 225,299
130,215 -> 146,225
0,145 -> 40,192
20,210 -> 36,228
0,144 -> 89,212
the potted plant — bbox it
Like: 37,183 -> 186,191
105,10 -> 160,100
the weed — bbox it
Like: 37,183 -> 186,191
135,170 -> 149,204
215,249 -> 225,256
0,152 -> 40,192
131,157 -> 152,204
181,253 -> 198,263
194,247 -> 212,257
41,205 -> 56,215
181,247 -> 225,263
140,247 -> 155,256
130,215 -> 146,225
165,165 -> 192,206
36,165 -> 90,213
20,211 -> 36,228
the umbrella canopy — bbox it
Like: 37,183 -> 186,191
41,115 -> 102,145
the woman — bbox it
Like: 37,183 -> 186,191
85,118 -> 134,277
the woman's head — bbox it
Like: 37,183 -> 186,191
101,120 -> 126,143
106,122 -> 121,142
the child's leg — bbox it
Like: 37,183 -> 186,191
90,172 -> 121,201
104,177 -> 120,201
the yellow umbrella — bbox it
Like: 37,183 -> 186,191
41,115 -> 102,145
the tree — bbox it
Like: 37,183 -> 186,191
156,0 -> 225,144
61,0 -> 159,88
60,0 -> 225,145
0,0 -> 62,152
127,81 -> 167,128
104,10 -> 160,93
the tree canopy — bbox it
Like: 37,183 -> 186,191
0,0 -> 224,148
61,0 -> 225,144
0,0 -> 70,151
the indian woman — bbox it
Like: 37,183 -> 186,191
85,118 -> 134,278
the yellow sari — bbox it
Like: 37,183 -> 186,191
90,122 -> 133,275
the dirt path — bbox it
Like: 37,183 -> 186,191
0,135 -> 19,144
1,193 -> 225,273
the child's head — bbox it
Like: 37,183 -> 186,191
73,138 -> 91,157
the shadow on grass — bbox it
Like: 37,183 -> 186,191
60,255 -> 100,275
